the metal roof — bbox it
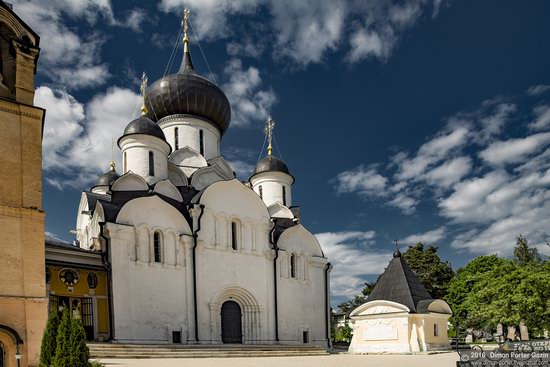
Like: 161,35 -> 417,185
366,250 -> 434,313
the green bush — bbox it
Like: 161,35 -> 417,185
39,307 -> 59,367
52,308 -> 71,367
69,314 -> 91,367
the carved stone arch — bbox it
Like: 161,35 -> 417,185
167,162 -> 188,186
117,196 -> 192,236
190,164 -> 233,191
267,202 -> 295,219
209,286 -> 262,344
169,146 -> 207,177
350,300 -> 411,317
154,179 -> 183,202
208,156 -> 236,179
111,171 -> 149,191
277,224 -> 324,257
0,7 -> 37,45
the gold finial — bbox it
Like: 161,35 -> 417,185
140,72 -> 148,115
264,116 -> 276,157
110,138 -> 115,171
182,8 -> 191,52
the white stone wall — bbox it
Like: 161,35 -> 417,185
251,171 -> 293,208
160,115 -> 220,160
120,135 -> 171,185
102,177 -> 328,346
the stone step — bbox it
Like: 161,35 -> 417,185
88,343 -> 329,359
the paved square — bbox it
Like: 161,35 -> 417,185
99,352 -> 459,367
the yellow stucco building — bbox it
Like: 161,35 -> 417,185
45,235 -> 111,342
0,2 -> 47,366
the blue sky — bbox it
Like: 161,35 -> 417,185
15,0 -> 550,304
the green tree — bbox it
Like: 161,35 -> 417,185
402,242 -> 454,299
446,255 -> 550,335
339,325 -> 353,343
52,308 -> 71,367
39,308 -> 59,367
69,313 -> 91,367
513,234 -> 541,266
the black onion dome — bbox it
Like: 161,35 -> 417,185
118,115 -> 166,146
251,155 -> 295,185
145,47 -> 231,135
253,155 -> 290,175
95,169 -> 120,187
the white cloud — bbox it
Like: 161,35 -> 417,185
388,193 -> 418,214
15,1 -> 111,90
160,0 -> 446,67
424,156 -> 472,188
478,103 -> 516,142
35,86 -> 141,189
529,105 -> 550,131
451,205 -> 550,256
527,84 -> 550,96
269,0 -> 345,66
346,0 -> 441,63
222,59 -> 277,127
396,126 -> 470,181
479,132 -> 550,166
227,160 -> 254,179
402,227 -> 446,246
315,231 -> 390,297
334,165 -> 387,197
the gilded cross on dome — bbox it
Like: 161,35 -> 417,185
264,116 -> 275,156
140,72 -> 148,115
182,9 -> 191,46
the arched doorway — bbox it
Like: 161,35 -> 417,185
0,341 -> 4,367
221,301 -> 242,344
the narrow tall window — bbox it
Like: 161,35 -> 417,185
259,185 -> 263,199
153,232 -> 161,263
148,151 -> 154,176
290,254 -> 296,278
199,129 -> 204,156
174,127 -> 179,150
282,186 -> 287,206
123,151 -> 127,172
434,323 -> 439,337
231,221 -> 238,250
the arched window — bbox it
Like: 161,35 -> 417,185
153,231 -> 162,263
231,221 -> 238,251
282,186 -> 287,206
148,151 -> 155,176
123,151 -> 127,172
290,253 -> 297,278
174,127 -> 179,150
199,129 -> 204,156
259,185 -> 263,199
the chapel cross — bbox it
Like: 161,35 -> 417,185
264,116 -> 275,156
140,72 -> 148,115
182,9 -> 191,44
393,238 -> 400,251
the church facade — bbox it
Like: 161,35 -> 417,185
74,15 -> 331,346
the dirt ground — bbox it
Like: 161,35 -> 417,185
99,351 -> 460,367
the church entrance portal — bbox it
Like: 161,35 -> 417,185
221,301 -> 242,344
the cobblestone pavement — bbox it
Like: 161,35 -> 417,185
99,352 -> 459,367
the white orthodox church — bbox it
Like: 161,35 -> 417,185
73,14 -> 331,347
